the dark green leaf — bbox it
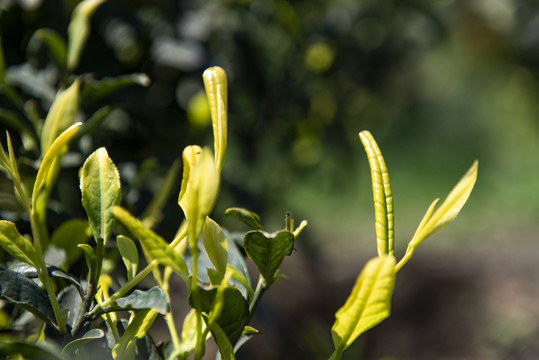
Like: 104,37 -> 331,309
82,73 -> 150,102
243,230 -> 294,285
0,266 -> 56,328
29,29 -> 67,70
0,342 -> 64,360
62,329 -> 104,355
11,263 -> 84,298
112,309 -> 158,360
190,286 -> 249,346
225,207 -> 263,230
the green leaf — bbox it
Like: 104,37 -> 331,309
112,309 -> 158,360
0,266 -> 56,329
331,256 -> 396,356
169,308 -> 204,359
178,146 -> 219,241
224,207 -> 263,230
203,66 -> 228,174
359,130 -> 394,256
411,160 -> 479,246
67,0 -> 106,71
207,319 -> 236,360
12,263 -> 84,298
41,79 -> 81,155
243,230 -> 294,285
80,147 -> 121,243
202,217 -> 228,278
78,243 -> 96,273
95,286 -> 170,317
190,286 -> 249,346
29,29 -> 67,70
62,328 -> 104,356
117,235 -> 138,281
50,219 -> 91,267
0,342 -> 64,360
0,221 -> 40,267
112,206 -> 189,283
141,158 -> 180,229
82,73 -> 150,102
33,122 -> 82,206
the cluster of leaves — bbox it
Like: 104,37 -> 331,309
0,1 -> 308,359
328,131 -> 478,359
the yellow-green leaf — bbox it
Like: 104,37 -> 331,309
67,0 -> 106,71
112,206 -> 189,284
410,160 -> 478,248
331,256 -> 396,355
178,146 -> 219,239
117,235 -> 138,281
202,217 -> 228,278
0,221 -> 40,267
359,131 -> 394,256
80,147 -> 121,243
112,309 -> 157,360
33,122 -> 82,207
203,66 -> 228,174
40,79 -> 81,155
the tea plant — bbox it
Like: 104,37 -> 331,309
0,1 -> 478,359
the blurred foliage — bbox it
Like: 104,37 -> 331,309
1,0 -> 539,358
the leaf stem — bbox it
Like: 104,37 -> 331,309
249,276 -> 267,316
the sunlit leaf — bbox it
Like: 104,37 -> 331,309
0,221 -> 40,267
112,309 -> 158,360
359,130 -> 394,256
80,147 -> 121,243
243,230 -> 294,285
331,256 -> 396,356
33,122 -> 82,206
224,207 -> 263,230
112,206 -> 189,283
67,0 -> 106,71
41,79 -> 81,155
117,235 -> 138,281
62,329 -> 104,356
411,160 -> 478,245
95,286 -> 170,317
203,66 -> 227,174
202,217 -> 228,278
178,146 -> 219,241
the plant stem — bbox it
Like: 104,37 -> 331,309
249,276 -> 266,316
394,246 -> 415,272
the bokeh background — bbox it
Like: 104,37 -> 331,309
1,0 -> 539,359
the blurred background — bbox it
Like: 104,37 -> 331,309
1,0 -> 539,358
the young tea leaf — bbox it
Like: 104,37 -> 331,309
243,230 -> 294,285
202,217 -> 228,278
359,130 -> 394,256
33,122 -> 82,206
112,206 -> 189,284
67,0 -> 106,71
0,221 -> 40,267
80,147 -> 121,243
112,309 -> 158,360
203,66 -> 228,174
411,160 -> 478,246
40,79 -> 81,155
224,208 -> 263,230
117,235 -> 138,281
331,256 -> 396,356
178,146 -> 219,240
82,73 -> 150,102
